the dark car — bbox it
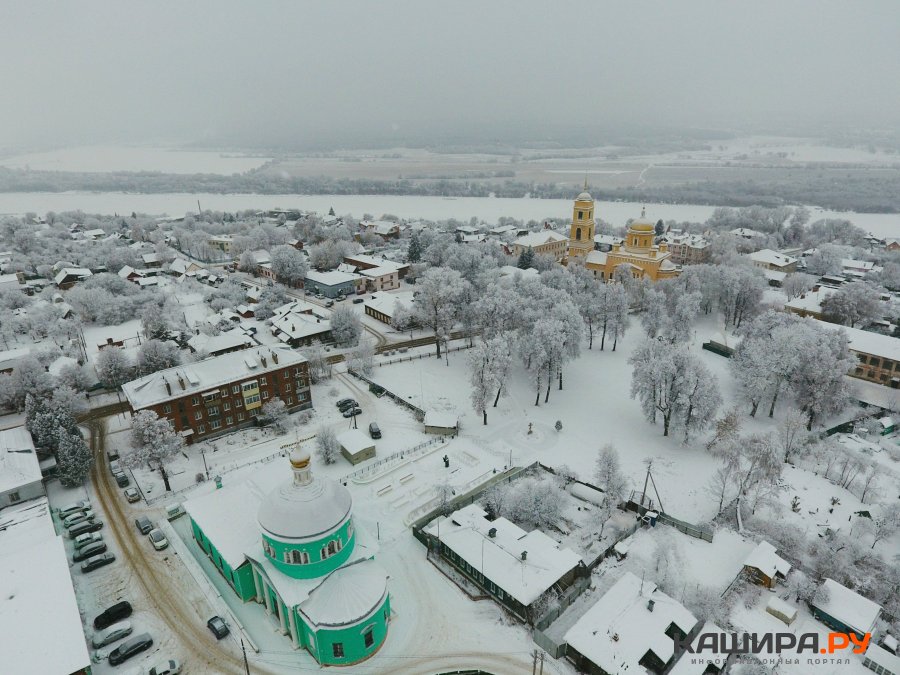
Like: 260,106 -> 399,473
73,541 -> 108,562
337,399 -> 358,412
81,552 -> 116,573
108,633 -> 153,665
135,516 -> 153,534
68,520 -> 104,538
342,407 -> 362,418
113,471 -> 130,487
207,615 -> 230,639
368,422 -> 382,439
324,299 -> 335,308
335,398 -> 354,409
94,600 -> 133,630
352,298 -> 364,304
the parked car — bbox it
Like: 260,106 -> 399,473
64,510 -> 96,529
73,532 -> 103,550
368,422 -> 382,439
148,529 -> 169,551
108,633 -> 153,665
106,449 -> 120,463
57,500 -> 91,518
337,399 -> 358,411
114,471 -> 131,487
92,620 -> 133,648
148,659 -> 182,675
352,297 -> 364,304
124,487 -> 140,503
81,552 -> 116,573
94,600 -> 133,630
325,299 -> 335,307
69,520 -> 104,538
336,398 -> 354,408
135,516 -> 153,535
342,407 -> 362,418
109,459 -> 121,474
73,542 -> 108,562
206,616 -> 230,639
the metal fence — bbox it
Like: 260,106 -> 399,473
624,499 -> 714,543
340,436 -> 445,483
375,343 -> 473,367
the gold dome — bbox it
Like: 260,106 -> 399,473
290,448 -> 311,469
629,206 -> 655,232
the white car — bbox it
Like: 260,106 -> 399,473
92,620 -> 133,648
73,532 -> 103,550
148,658 -> 182,675
57,500 -> 91,518
63,509 -> 95,528
148,529 -> 169,551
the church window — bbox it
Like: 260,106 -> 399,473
578,210 -> 583,219
333,643 -> 344,658
287,549 -> 309,564
575,229 -> 581,241
364,628 -> 374,648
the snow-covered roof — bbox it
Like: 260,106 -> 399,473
812,319 -> 900,362
0,346 -> 32,370
660,233 -> 709,248
338,429 -> 375,456
300,559 -> 388,628
48,355 -> 78,377
122,345 -> 306,410
879,416 -> 895,429
498,265 -> 539,279
743,540 -> 791,579
766,596 -> 798,620
764,269 -> 787,282
142,252 -> 160,264
842,258 -> 877,272
749,249 -> 797,268
730,227 -> 766,238
865,643 -> 900,674
0,427 -> 41,495
0,497 -> 55,550
270,308 -> 331,342
0,535 -> 91,675
813,578 -> 881,635
425,504 -> 581,606
359,265 -> 399,278
569,482 -> 605,506
576,191 -> 593,202
513,230 -> 568,248
187,330 -> 253,355
364,291 -> 415,318
250,249 -> 271,265
53,267 -> 92,285
667,622 -> 728,675
117,264 -> 141,279
593,234 -> 623,245
585,251 -> 608,266
169,257 -> 198,275
564,571 -> 697,673
784,288 -> 833,314
305,269 -> 361,287
0,272 -> 22,288
424,411 -> 458,429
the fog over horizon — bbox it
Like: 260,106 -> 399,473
4,1 -> 900,151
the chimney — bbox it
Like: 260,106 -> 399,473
647,599 -> 655,612
520,550 -> 527,561
261,355 -> 267,367
178,374 -> 185,390
271,351 -> 278,364
488,527 -> 497,538
164,379 -> 171,395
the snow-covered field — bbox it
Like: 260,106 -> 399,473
0,145 -> 270,174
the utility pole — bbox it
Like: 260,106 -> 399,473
532,649 -> 539,675
539,651 -> 545,675
241,639 -> 250,675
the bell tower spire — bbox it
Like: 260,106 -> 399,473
567,183 -> 596,259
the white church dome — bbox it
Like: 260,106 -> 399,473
257,450 -> 352,541
576,191 -> 593,202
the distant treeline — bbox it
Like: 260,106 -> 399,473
0,166 -> 897,212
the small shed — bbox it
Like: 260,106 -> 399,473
766,596 -> 798,625
569,482 -> 605,507
338,429 -> 375,465
424,411 -> 458,436
743,540 -> 791,588
878,416 -> 896,435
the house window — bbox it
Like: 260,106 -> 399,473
242,381 -> 257,392
8,491 -> 20,503
208,406 -> 220,417
332,643 -> 344,659
226,416 -> 233,425
294,367 -> 303,376
364,628 -> 374,648
260,376 -> 267,385
163,404 -> 172,414
578,210 -> 583,219
245,394 -> 261,405
197,424 -> 206,434
286,397 -> 292,405
236,398 -> 243,408
283,369 -> 290,377
285,383 -> 291,392
262,391 -> 269,400
232,384 -> 240,394
211,419 -> 222,430
223,401 -> 231,411
191,396 -> 199,406
238,413 -> 245,421
297,391 -> 308,403
194,411 -> 203,421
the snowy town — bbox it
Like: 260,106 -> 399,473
3,4 -> 900,675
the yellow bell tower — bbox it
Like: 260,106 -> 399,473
568,179 -> 596,258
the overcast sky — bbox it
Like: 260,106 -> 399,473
3,1 -> 899,149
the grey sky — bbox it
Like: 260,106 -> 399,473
3,1 -> 899,149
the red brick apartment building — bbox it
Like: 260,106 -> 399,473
122,346 -> 311,442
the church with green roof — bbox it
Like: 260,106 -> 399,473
184,448 -> 390,666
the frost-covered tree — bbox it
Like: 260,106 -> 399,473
124,410 -> 184,491
820,281 -> 884,328
502,475 -> 562,531
413,267 -> 469,358
578,282 -> 608,350
606,283 -> 631,351
56,428 -> 93,487
330,306 -> 362,347
140,305 -> 171,341
640,288 -> 669,339
407,233 -> 422,263
301,341 -> 331,383
467,340 -> 494,425
593,444 -> 627,503
238,249 -> 257,272
672,292 -> 702,343
270,245 -> 308,286
781,273 -> 816,301
96,347 -> 134,390
678,357 -> 722,441
778,407 -> 808,463
869,503 -> 900,549
253,286 -> 288,321
346,339 -> 375,375
516,246 -> 535,270
804,244 -> 843,276
315,426 -> 339,464
261,397 -> 289,434
389,302 -> 416,337
57,362 -> 94,393
2,356 -> 54,410
790,324 -> 852,429
718,265 -> 765,328
136,339 -> 181,376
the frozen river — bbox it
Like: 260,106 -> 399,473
0,191 -> 896,238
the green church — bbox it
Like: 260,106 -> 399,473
184,448 -> 390,666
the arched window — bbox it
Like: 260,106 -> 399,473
288,549 -> 309,564
575,229 -> 582,241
